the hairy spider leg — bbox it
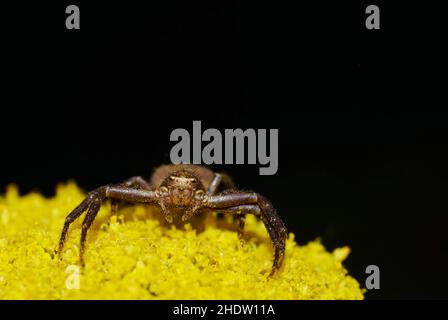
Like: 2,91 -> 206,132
204,192 -> 287,275
110,176 -> 152,216
207,173 -> 246,243
58,185 -> 159,266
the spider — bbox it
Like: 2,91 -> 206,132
58,164 -> 287,275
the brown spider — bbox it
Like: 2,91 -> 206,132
58,164 -> 287,275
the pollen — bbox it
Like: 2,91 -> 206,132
0,182 -> 364,299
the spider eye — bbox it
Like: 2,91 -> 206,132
189,178 -> 197,183
169,176 -> 176,181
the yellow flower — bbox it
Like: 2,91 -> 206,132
0,182 -> 363,299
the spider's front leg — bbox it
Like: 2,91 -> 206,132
204,193 -> 288,275
58,185 -> 158,266
110,176 -> 152,216
208,173 -> 246,243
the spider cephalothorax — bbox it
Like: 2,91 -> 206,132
58,164 -> 287,275
156,170 -> 208,222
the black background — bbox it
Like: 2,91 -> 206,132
1,1 -> 448,299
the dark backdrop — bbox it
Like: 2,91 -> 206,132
1,1 -> 447,299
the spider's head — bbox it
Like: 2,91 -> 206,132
157,170 -> 207,222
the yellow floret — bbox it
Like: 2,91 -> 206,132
0,182 -> 364,299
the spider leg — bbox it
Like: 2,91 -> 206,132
80,198 -> 101,267
111,176 -> 152,216
122,176 -> 152,190
207,173 -> 222,195
236,214 -> 245,244
208,173 -> 246,240
207,172 -> 236,195
110,199 -> 119,217
58,185 -> 158,264
58,191 -> 100,258
257,194 -> 287,275
205,193 -> 287,275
